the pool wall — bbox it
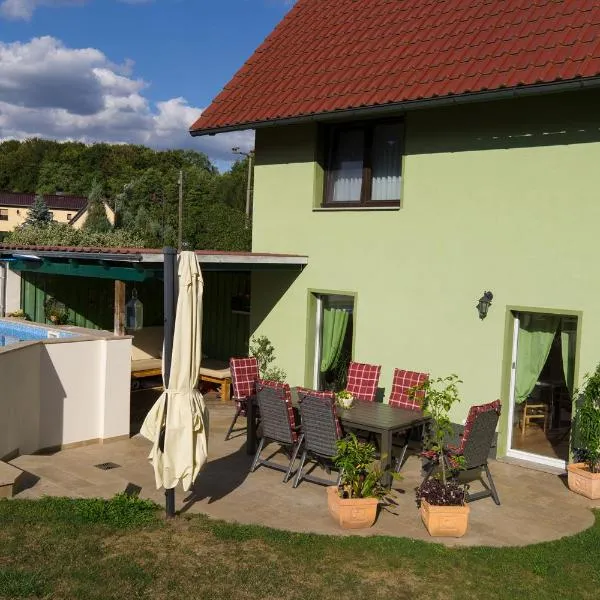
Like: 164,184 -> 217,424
0,320 -> 131,459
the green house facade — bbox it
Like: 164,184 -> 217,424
190,0 -> 600,470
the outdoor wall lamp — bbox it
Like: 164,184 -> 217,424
477,291 -> 493,320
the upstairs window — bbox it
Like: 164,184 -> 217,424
324,120 -> 404,207
0,209 -> 8,221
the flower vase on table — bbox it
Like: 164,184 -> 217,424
336,390 -> 354,409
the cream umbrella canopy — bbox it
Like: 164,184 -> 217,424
140,251 -> 209,495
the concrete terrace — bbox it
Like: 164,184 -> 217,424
8,390 -> 600,547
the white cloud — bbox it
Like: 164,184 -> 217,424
0,36 -> 254,165
1,0 -> 83,20
0,0 -> 152,20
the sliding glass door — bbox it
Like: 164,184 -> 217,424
507,311 -> 578,468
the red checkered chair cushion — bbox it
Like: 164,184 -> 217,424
346,361 -> 381,402
457,399 -> 501,453
296,386 -> 343,438
230,357 -> 259,412
257,379 -> 299,442
388,369 -> 429,410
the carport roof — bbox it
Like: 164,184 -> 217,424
0,244 -> 308,281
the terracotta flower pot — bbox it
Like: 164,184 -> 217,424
327,486 -> 379,529
567,462 -> 600,499
420,499 -> 470,537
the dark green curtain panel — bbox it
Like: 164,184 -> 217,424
320,308 -> 349,373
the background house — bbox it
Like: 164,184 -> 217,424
0,192 -> 87,236
69,200 -> 116,230
190,0 -> 600,471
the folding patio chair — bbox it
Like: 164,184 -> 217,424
344,361 -> 382,443
293,387 -> 343,488
346,361 -> 381,402
422,400 -> 502,505
387,368 -> 429,471
250,380 -> 302,482
225,357 -> 258,441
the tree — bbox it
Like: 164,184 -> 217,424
83,180 -> 111,233
25,194 -> 53,226
0,138 -> 251,251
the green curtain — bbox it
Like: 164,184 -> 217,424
561,324 -> 576,394
515,314 -> 559,404
320,308 -> 349,373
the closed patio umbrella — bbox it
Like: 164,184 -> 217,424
141,251 -> 209,497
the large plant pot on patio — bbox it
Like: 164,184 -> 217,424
327,486 -> 379,529
420,500 -> 470,537
567,463 -> 600,500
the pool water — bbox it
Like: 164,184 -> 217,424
0,321 -> 75,347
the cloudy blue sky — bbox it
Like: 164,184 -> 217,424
0,0 -> 292,168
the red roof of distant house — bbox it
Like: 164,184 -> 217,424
0,192 -> 87,211
190,0 -> 600,134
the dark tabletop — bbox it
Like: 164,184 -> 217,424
337,399 -> 429,434
291,389 -> 428,434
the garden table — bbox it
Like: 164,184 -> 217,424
334,400 -> 430,487
245,393 -> 429,488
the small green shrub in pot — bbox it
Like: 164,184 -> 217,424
410,374 -> 470,537
333,433 -> 396,500
411,374 -> 466,502
249,335 -> 287,382
327,433 -> 398,529
568,364 -> 600,498
573,364 -> 600,473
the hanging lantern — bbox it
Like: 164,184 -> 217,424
476,291 -> 493,320
126,288 -> 144,330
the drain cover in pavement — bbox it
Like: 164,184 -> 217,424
94,462 -> 121,471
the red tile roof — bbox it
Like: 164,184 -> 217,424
0,192 -> 87,211
190,0 -> 600,134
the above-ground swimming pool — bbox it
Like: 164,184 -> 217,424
0,320 -> 75,347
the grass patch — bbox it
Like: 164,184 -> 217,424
0,568 -> 47,598
0,496 -> 599,599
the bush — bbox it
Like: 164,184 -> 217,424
5,222 -> 146,248
250,335 -> 286,382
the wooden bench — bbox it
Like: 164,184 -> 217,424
131,358 -> 231,401
198,359 -> 231,403
130,328 -> 231,401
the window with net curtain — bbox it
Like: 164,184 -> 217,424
325,121 -> 403,206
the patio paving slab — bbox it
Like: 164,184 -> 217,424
9,396 -> 600,547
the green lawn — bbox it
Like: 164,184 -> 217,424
0,495 -> 598,600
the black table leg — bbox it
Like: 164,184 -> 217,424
380,430 -> 393,488
246,397 -> 257,455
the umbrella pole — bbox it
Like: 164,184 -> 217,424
163,246 -> 178,518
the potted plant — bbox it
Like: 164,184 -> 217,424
6,310 -> 28,320
412,374 -> 470,537
335,389 -> 354,409
249,335 -> 287,382
43,297 -> 69,326
568,364 -> 600,499
327,433 -> 396,529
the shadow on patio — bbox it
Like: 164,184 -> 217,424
9,396 -> 600,548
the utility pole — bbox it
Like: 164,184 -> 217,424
232,147 -> 254,228
244,152 -> 253,225
177,170 -> 183,251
